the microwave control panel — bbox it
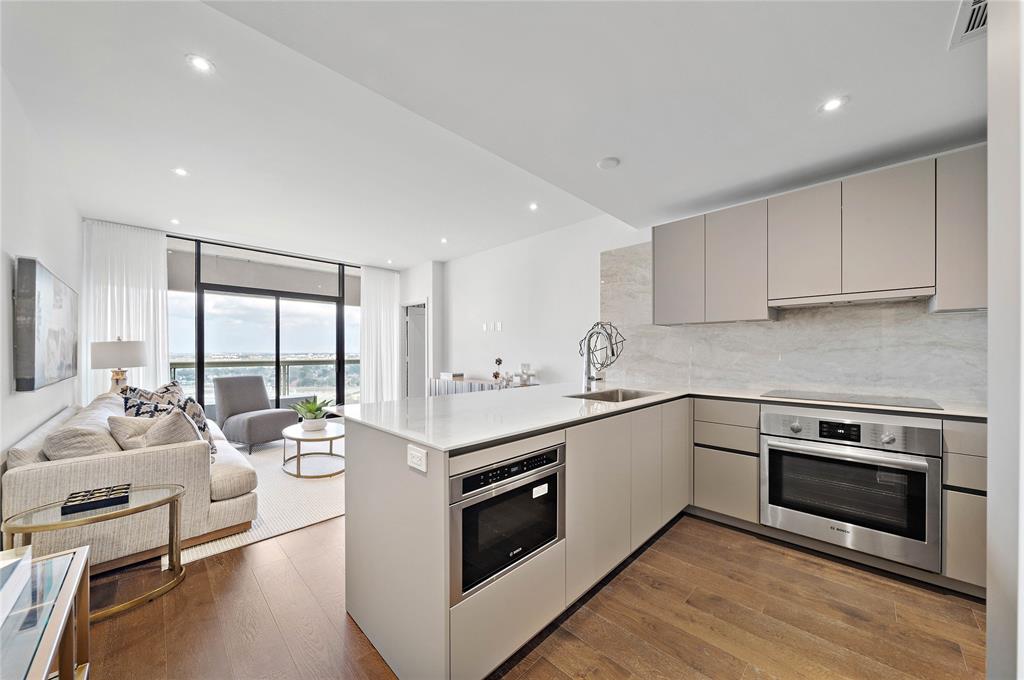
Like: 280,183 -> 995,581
819,421 -> 861,443
462,449 -> 559,494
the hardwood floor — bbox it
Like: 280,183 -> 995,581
89,515 -> 985,680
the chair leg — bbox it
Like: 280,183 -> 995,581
248,444 -> 253,455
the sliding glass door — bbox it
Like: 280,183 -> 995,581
280,298 -> 337,407
203,292 -> 276,421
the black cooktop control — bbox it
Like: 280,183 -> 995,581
819,421 -> 861,443
462,449 -> 559,494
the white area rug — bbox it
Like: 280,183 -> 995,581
173,437 -> 346,565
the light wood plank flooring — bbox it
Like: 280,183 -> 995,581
89,515 -> 985,679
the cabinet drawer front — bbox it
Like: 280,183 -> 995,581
694,421 -> 759,454
693,446 -> 759,523
942,490 -> 986,588
694,398 -> 760,427
943,421 -> 987,458
450,541 -> 566,680
944,452 -> 986,491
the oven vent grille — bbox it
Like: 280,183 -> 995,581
949,0 -> 988,50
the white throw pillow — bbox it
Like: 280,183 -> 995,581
108,410 -> 203,450
43,426 -> 122,462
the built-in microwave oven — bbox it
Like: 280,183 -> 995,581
449,445 -> 565,605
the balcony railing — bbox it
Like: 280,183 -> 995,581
170,358 -> 360,410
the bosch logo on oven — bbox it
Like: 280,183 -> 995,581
508,547 -> 523,558
830,525 -> 851,535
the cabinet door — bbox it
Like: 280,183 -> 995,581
706,200 -> 770,322
653,216 -> 705,324
693,447 -> 759,523
933,146 -> 987,311
768,182 -> 842,300
943,490 -> 986,587
662,399 -> 693,523
565,414 -> 631,604
630,407 -> 662,551
842,159 -> 935,293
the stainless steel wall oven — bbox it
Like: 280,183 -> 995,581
760,406 -> 942,572
449,445 -> 565,605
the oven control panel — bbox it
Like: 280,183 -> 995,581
461,449 -> 559,494
819,421 -> 861,443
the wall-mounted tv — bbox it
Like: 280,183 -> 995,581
14,257 -> 79,391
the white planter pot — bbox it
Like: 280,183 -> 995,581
301,418 -> 327,431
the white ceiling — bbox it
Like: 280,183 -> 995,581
1,2 -> 600,269
212,0 -> 987,228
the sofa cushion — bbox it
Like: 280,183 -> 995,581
222,408 -> 298,445
108,410 -> 202,450
42,426 -> 122,461
209,443 -> 258,501
6,405 -> 81,469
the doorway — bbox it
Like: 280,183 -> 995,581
404,304 -> 428,398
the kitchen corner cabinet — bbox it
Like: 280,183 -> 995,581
841,158 -> 936,293
693,446 -> 759,523
706,200 -> 771,322
630,406 -> 663,551
653,215 -> 705,325
662,399 -> 693,523
565,414 -> 631,604
943,490 -> 986,587
933,146 -> 987,312
768,182 -> 842,300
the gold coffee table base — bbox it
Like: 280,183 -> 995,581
282,452 -> 346,479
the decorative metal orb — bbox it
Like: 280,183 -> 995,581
578,321 -> 626,371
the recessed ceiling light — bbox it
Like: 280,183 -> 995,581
529,202 -> 539,212
186,54 -> 215,74
387,259 -> 393,265
820,96 -> 848,113
172,167 -> 189,177
441,237 -> 448,244
597,156 -> 621,170
170,218 -> 180,225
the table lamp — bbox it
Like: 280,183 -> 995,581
91,337 -> 147,393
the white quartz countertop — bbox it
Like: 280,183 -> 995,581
341,382 -> 985,454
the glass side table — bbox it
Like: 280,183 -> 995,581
1,546 -> 90,680
1,484 -> 186,622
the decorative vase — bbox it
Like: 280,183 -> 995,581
301,417 -> 327,431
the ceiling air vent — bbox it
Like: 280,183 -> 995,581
949,0 -> 988,50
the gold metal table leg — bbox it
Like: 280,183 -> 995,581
2,531 -> 12,550
296,440 -> 302,477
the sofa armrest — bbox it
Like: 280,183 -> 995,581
1,441 -> 213,527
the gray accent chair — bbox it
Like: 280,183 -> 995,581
214,376 -> 299,454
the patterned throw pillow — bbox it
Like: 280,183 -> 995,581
123,395 -> 217,455
121,380 -> 185,406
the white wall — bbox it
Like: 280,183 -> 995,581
443,214 -> 648,384
986,3 -> 1023,675
400,260 -> 444,382
1,75 -> 83,452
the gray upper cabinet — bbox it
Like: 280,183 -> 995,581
933,146 -> 987,312
653,215 -> 705,325
768,182 -> 842,300
705,200 -> 771,322
841,158 -> 936,294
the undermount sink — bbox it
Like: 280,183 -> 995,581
564,388 -> 662,403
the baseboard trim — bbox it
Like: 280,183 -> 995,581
91,521 -> 253,574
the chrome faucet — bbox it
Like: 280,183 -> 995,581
582,324 -> 616,391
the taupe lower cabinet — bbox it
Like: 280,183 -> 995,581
565,413 -> 632,604
767,181 -> 842,301
630,406 -> 663,551
661,399 -> 693,523
933,146 -> 987,312
692,446 -> 759,523
943,490 -> 986,588
652,215 -> 705,324
841,158 -> 936,294
705,200 -> 771,322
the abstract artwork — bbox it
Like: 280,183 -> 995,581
14,257 -> 78,391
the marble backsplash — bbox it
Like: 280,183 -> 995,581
601,243 -> 988,409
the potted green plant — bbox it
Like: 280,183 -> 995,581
291,395 -> 334,431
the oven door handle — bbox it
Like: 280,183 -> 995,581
764,440 -> 931,472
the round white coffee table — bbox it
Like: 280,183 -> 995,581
281,422 -> 345,479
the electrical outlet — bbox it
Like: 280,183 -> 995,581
407,445 -> 427,473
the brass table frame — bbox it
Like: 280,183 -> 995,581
281,423 -> 345,479
19,547 -> 91,680
1,484 -> 186,623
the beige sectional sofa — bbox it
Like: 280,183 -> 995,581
2,393 -> 258,570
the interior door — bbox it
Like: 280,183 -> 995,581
405,304 -> 427,398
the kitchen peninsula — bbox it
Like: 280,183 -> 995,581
343,383 -> 986,680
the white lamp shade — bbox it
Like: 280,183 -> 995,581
91,340 -> 148,369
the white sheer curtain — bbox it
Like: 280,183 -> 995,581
81,219 -> 170,403
361,266 -> 401,403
